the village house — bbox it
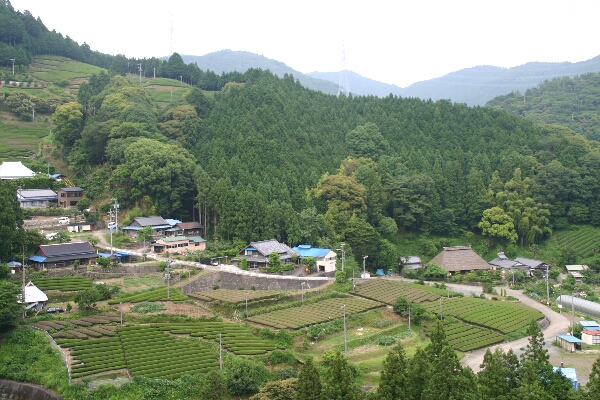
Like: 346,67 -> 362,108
28,241 -> 99,269
399,256 -> 422,274
151,236 -> 206,254
57,187 -> 85,208
430,246 -> 490,275
122,216 -> 172,237
17,188 -> 57,208
234,239 -> 298,269
292,245 -> 337,272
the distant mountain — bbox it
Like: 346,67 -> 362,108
180,50 -> 338,95
310,57 -> 600,106
179,50 -> 600,106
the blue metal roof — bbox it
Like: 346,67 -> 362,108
292,245 -> 332,258
557,334 -> 585,343
553,367 -> 578,390
579,321 -> 600,328
29,256 -> 47,262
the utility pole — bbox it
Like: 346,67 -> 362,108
301,282 -> 306,306
138,63 -> 143,84
219,333 -> 223,370
166,259 -> 171,300
245,292 -> 248,318
340,243 -> 345,272
546,264 -> 550,306
153,67 -> 155,79
32,107 -> 35,122
362,255 -> 368,277
408,307 -> 411,331
341,304 -> 347,356
439,297 -> 443,320
9,58 -> 15,75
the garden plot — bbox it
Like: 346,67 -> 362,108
247,297 -> 384,329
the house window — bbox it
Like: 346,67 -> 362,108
61,193 -> 65,197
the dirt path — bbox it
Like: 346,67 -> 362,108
455,285 -> 571,372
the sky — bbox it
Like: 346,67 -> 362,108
10,0 -> 600,88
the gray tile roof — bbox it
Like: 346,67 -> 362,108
18,189 -> 57,199
249,239 -> 298,258
59,187 -> 83,192
132,216 -> 169,227
37,241 -> 95,257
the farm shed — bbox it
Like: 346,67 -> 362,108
429,246 -> 490,275
581,330 -> 600,345
399,256 -> 422,272
7,261 -> 23,274
556,334 -> 584,353
67,222 -> 95,233
565,265 -> 587,284
17,281 -> 48,311
553,367 -> 578,390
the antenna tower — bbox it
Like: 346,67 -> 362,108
338,41 -> 349,97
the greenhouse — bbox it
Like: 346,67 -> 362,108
556,295 -> 600,320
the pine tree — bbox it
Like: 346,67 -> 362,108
519,320 -> 551,386
377,341 -> 409,400
477,348 -> 520,399
295,357 -> 322,400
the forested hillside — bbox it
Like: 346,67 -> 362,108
487,72 -> 600,141
49,65 -> 600,269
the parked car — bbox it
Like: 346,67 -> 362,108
108,222 -> 117,229
46,307 -> 64,313
58,217 -> 70,224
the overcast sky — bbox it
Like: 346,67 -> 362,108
10,0 -> 600,88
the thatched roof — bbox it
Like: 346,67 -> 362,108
430,246 -> 490,273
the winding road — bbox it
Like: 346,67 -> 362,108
451,284 -> 571,371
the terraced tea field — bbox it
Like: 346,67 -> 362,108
352,279 -> 460,304
423,297 -> 543,334
108,287 -> 187,304
188,289 -> 281,303
33,276 -> 92,292
424,320 -> 504,352
48,321 -> 282,380
555,226 -> 600,259
247,297 -> 383,329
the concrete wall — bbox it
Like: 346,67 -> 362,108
0,380 -> 61,400
181,271 -> 331,294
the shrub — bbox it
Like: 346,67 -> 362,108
377,335 -> 396,346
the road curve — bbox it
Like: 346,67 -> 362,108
454,284 -> 571,371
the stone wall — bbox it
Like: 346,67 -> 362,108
0,380 -> 61,400
181,271 -> 331,294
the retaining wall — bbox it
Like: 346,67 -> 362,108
0,380 -> 61,400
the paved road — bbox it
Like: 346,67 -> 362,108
451,284 -> 571,371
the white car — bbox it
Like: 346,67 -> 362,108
58,217 -> 70,224
108,222 -> 117,229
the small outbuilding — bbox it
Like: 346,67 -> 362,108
553,367 -> 578,390
556,334 -> 585,353
18,281 -> 48,311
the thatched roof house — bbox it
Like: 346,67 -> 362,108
430,246 -> 491,275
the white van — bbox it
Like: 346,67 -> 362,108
58,217 -> 70,224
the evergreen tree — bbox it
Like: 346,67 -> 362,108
405,347 -> 430,400
295,357 -> 321,400
321,350 -> 361,400
477,348 -> 520,399
377,341 -> 409,400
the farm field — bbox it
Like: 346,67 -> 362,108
246,296 -> 384,329
30,56 -> 107,84
47,321 -> 282,380
554,226 -> 600,259
424,319 -> 504,352
0,121 -> 50,159
33,276 -> 93,292
108,286 -> 188,304
352,279 -> 461,304
422,297 -> 543,334
188,289 -> 281,303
